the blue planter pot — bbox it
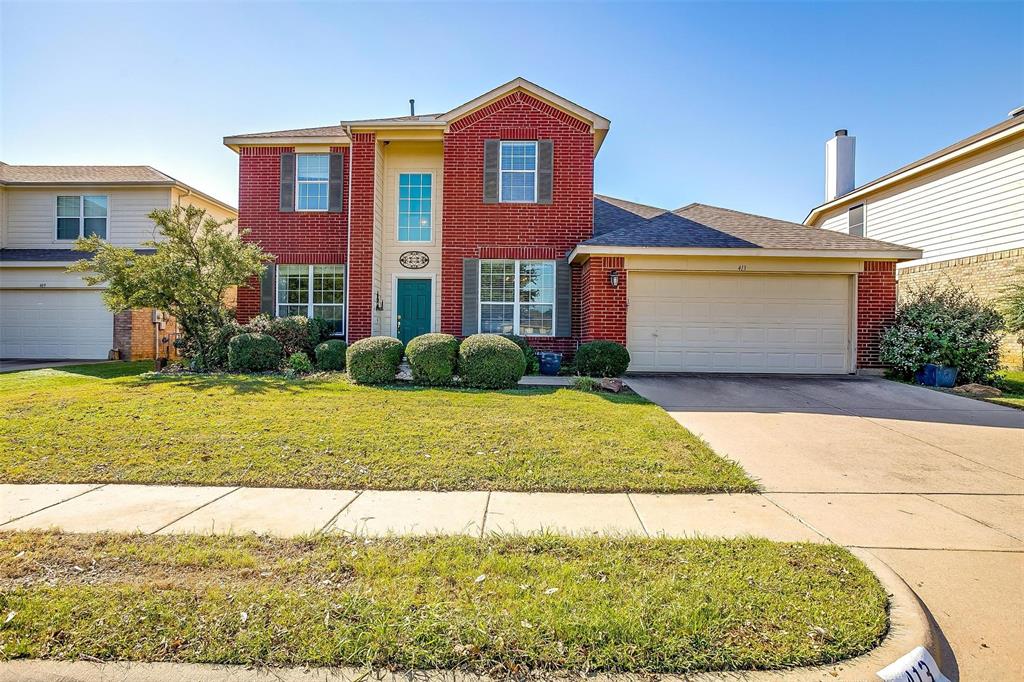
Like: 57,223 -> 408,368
538,352 -> 562,376
914,364 -> 937,386
915,363 -> 959,387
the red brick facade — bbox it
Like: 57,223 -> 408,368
440,91 -> 595,355
113,308 -> 178,361
856,260 -> 897,369
580,257 -> 627,344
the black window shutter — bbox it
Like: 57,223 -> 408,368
482,140 -> 499,204
462,258 -> 480,336
555,260 -> 571,337
537,140 -> 553,205
260,264 -> 277,316
279,153 -> 296,212
328,152 -> 344,213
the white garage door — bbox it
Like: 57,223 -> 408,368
627,272 -> 852,374
0,290 -> 113,359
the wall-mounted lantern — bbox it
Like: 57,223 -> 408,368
608,269 -> 620,288
374,291 -> 384,311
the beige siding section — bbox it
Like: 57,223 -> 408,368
0,265 -> 102,289
372,140 -> 385,335
379,141 -> 444,336
171,188 -> 238,231
0,187 -> 7,248
4,186 -> 172,249
814,135 -> 1024,267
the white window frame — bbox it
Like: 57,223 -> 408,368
55,194 -> 109,241
276,264 -> 345,334
498,141 -> 538,204
396,171 -> 434,243
295,153 -> 330,212
478,259 -> 556,337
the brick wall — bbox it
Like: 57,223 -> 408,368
235,145 -> 349,324
113,308 -> 178,360
857,261 -> 897,370
440,91 -> 595,355
898,248 -> 1024,368
347,134 -> 376,340
580,256 -> 627,344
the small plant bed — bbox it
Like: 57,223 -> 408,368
0,532 -> 888,673
0,363 -> 753,492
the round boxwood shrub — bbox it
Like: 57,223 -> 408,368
500,333 -> 540,374
406,333 -> 459,386
315,339 -> 348,371
575,340 -> 630,377
347,336 -> 405,385
287,351 -> 314,373
227,333 -> 283,372
458,334 -> 527,389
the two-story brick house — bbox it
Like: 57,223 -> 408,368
226,78 -> 920,374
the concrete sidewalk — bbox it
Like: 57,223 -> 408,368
0,483 -> 825,541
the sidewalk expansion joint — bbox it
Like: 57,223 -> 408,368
0,483 -> 108,527
479,491 -> 491,538
625,493 -> 650,537
149,486 -> 242,535
318,489 -> 363,535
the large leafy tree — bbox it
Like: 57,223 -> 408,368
69,204 -> 271,367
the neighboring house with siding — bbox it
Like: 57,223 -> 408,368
225,77 -> 919,375
805,111 -> 1024,364
0,164 -> 237,360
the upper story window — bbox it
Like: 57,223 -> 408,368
398,172 -> 432,242
499,141 -> 537,203
56,195 -> 108,240
277,264 -> 345,333
848,204 -> 865,237
479,259 -> 554,336
296,154 -> 330,211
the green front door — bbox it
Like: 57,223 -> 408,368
396,279 -> 431,345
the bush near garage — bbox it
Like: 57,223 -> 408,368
458,334 -> 527,389
347,336 -> 405,385
406,333 -> 459,386
575,340 -> 631,378
227,333 -> 283,372
880,281 -> 1003,385
315,340 -> 348,371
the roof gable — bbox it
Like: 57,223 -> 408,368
443,78 -> 610,132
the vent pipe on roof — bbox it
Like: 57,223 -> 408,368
1009,105 -> 1024,118
825,129 -> 856,202
409,99 -> 415,117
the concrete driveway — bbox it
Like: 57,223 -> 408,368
627,375 -> 1024,681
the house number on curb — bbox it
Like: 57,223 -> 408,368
876,646 -> 949,682
399,251 -> 429,269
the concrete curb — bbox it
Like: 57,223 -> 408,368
0,548 -> 948,682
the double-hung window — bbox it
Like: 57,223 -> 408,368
56,195 -> 108,240
848,204 -> 865,237
277,264 -> 345,333
296,154 -> 330,211
398,172 -> 432,242
479,259 -> 555,336
499,141 -> 537,203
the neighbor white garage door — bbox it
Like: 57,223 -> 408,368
0,290 -> 113,359
627,272 -> 853,374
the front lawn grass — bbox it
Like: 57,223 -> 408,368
992,370 -> 1024,409
0,532 -> 888,673
0,362 -> 754,493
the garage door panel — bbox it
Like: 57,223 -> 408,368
1,290 -> 112,359
627,272 -> 852,374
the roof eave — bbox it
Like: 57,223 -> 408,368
568,244 -> 923,264
223,135 -> 352,152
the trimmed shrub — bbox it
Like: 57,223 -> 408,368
315,339 -> 348,371
347,336 -> 404,385
458,334 -> 527,389
227,333 -> 283,372
880,281 -> 1003,384
246,314 -> 333,356
500,333 -> 540,374
287,351 -> 314,373
208,321 -> 244,370
406,333 -> 459,386
575,340 -> 631,377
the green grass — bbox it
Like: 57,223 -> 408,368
0,531 -> 888,673
0,362 -> 753,493
992,370 -> 1024,409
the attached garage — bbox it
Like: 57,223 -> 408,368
0,289 -> 113,360
627,272 -> 853,373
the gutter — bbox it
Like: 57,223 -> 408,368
567,244 -> 923,264
343,125 -> 354,344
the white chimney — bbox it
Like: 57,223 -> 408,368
825,129 -> 856,202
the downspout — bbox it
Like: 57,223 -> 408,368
343,125 -> 354,344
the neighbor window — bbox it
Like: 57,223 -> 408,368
277,264 -> 345,333
296,154 -> 330,211
499,141 -> 537,203
398,172 -> 432,241
479,259 -> 554,336
848,204 -> 865,237
56,195 -> 107,240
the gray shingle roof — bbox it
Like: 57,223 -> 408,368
0,164 -> 173,185
588,196 -> 916,252
224,124 -> 348,139
0,248 -> 156,262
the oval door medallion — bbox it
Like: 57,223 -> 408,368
399,251 -> 429,270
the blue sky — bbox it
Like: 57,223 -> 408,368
2,1 -> 1020,222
